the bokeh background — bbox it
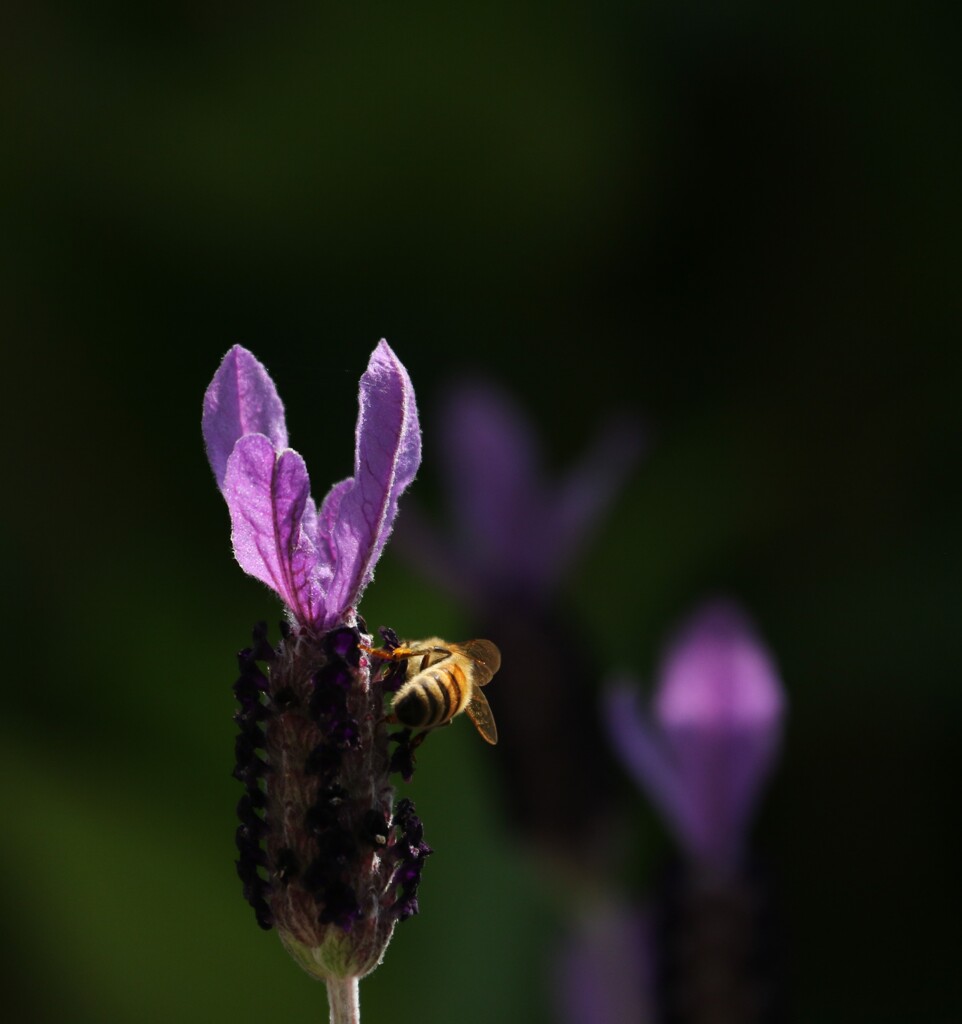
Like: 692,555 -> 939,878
3,2 -> 960,1022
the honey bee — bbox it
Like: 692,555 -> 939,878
368,638 -> 501,745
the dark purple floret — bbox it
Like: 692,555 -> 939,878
253,899 -> 274,931
379,625 -> 401,651
237,793 -> 268,833
324,625 -> 363,666
233,668 -> 268,709
237,809 -> 269,841
376,655 -> 409,695
388,729 -> 417,780
236,823 -> 268,865
393,894 -> 421,922
236,855 -> 272,930
232,623 -> 281,929
250,621 -> 278,662
231,753 -> 269,787
234,728 -> 265,765
388,798 -> 432,922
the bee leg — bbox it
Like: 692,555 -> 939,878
360,643 -> 414,661
409,720 -> 455,752
409,728 -> 435,752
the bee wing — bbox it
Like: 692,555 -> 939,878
464,687 -> 498,745
461,639 -> 501,687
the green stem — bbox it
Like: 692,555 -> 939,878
326,977 -> 360,1024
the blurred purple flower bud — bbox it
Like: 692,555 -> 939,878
606,602 -> 786,877
556,903 -> 655,1024
203,343 -> 427,1009
403,379 -> 643,605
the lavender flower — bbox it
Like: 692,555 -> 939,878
605,601 -> 785,879
203,342 -> 423,1021
605,603 -> 787,1024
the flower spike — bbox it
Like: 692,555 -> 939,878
203,342 -> 426,1022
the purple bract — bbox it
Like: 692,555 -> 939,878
203,341 -> 420,631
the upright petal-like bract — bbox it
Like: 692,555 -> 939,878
606,602 -> 786,877
202,342 -> 425,1024
326,341 -> 421,618
203,344 -> 289,492
203,341 -> 420,631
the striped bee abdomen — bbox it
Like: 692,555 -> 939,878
393,663 -> 467,729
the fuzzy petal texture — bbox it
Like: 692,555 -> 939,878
203,345 -> 289,492
607,602 -> 785,876
224,434 -> 322,623
326,341 -> 421,619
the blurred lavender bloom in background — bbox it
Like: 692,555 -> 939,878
403,379 -> 642,607
604,602 -> 787,1024
556,901 -> 655,1024
400,379 -> 643,873
606,602 -> 785,880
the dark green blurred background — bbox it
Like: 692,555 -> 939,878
3,2 -> 960,1022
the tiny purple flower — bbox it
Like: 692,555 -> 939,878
606,601 -> 786,879
203,343 -> 426,1012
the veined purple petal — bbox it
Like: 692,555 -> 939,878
653,602 -> 785,874
326,341 -> 420,620
203,345 -> 289,493
316,478 -> 353,566
224,434 -> 323,623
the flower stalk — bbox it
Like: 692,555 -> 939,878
325,976 -> 360,1024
